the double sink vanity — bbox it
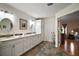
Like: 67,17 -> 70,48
0,33 -> 43,56
0,11 -> 42,56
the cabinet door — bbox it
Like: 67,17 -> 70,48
25,37 -> 33,49
38,34 -> 42,42
24,36 -> 37,52
24,37 -> 30,52
33,35 -> 39,45
0,45 -> 12,56
14,39 -> 24,56
31,35 -> 38,46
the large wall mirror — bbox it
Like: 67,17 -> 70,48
0,18 -> 13,32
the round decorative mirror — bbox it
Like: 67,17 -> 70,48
0,18 -> 13,32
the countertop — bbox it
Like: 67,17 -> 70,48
0,33 -> 40,42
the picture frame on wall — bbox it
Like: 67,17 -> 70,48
19,18 -> 27,30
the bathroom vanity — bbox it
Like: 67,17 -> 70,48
0,33 -> 43,56
0,10 -> 42,56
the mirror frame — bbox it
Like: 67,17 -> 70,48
0,18 -> 13,32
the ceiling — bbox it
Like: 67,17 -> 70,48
7,3 -> 71,18
59,10 -> 79,23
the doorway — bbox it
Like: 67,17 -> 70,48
57,10 -> 79,47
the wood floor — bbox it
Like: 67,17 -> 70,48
22,40 -> 79,56
60,39 -> 79,56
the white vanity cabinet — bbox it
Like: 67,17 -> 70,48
12,38 -> 24,56
32,35 -> 39,45
23,36 -> 36,52
0,45 -> 12,56
23,34 -> 43,53
23,36 -> 34,52
0,40 -> 13,56
23,37 -> 29,52
0,34 -> 43,56
38,34 -> 43,42
33,34 -> 42,45
0,38 -> 24,56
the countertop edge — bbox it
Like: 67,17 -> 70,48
0,33 -> 41,42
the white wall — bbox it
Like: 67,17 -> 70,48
44,16 -> 55,42
0,3 -> 35,35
